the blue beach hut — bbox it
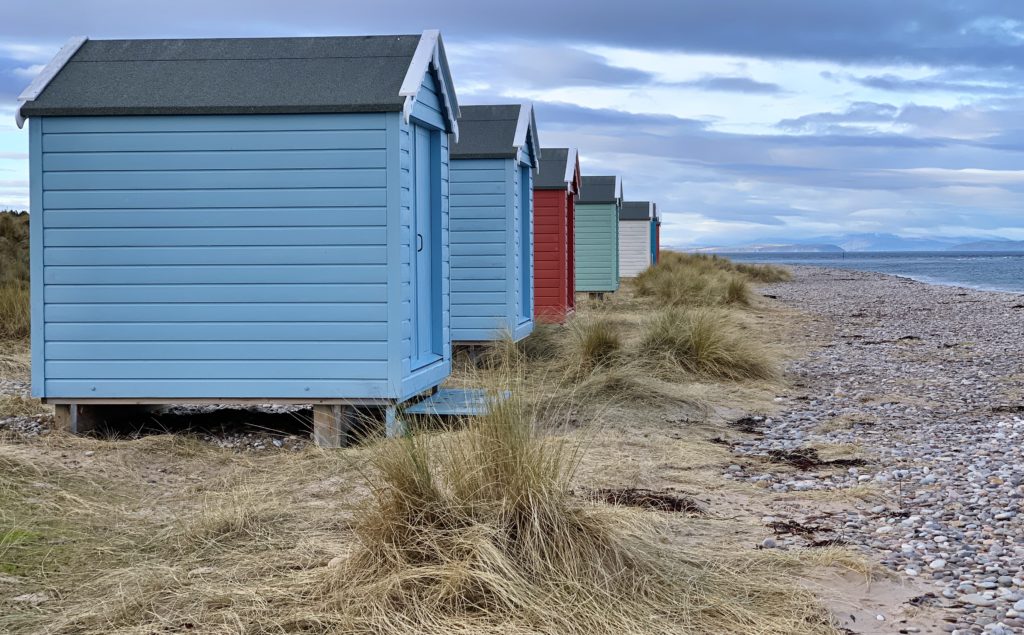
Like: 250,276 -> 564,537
448,104 -> 540,343
17,32 -> 461,445
650,204 -> 661,265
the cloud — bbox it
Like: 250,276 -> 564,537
11,64 -> 43,79
3,1 -> 1023,69
777,102 -> 899,131
450,44 -> 658,91
674,75 -> 783,94
0,57 -> 33,103
849,73 -> 1020,95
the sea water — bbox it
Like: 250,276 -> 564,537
723,252 -> 1024,294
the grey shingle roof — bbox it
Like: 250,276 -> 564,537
19,34 -> 443,118
577,176 -> 622,205
450,104 -> 538,163
620,201 -> 654,221
535,147 -> 578,190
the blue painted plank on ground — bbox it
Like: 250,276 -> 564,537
404,388 -> 510,416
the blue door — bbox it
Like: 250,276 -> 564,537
412,125 -> 438,369
519,165 -> 532,323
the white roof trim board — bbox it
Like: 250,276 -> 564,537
399,29 -> 461,141
615,176 -> 624,202
513,103 -> 542,171
15,36 -> 88,129
565,147 -> 579,193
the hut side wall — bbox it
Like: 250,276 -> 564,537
574,202 -> 620,292
533,188 -> 569,322
31,113 -> 404,399
448,157 -> 511,342
619,219 -> 653,277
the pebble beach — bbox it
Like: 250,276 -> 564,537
730,266 -> 1024,634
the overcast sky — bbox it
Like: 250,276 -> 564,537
2,1 -> 1022,247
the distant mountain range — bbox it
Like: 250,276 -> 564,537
693,233 -> 1024,253
948,239 -> 1024,252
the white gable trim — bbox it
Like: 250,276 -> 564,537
512,103 -> 541,171
564,147 -> 579,193
400,29 -> 460,140
15,36 -> 88,129
615,176 -> 624,203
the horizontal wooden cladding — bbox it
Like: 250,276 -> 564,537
42,114 -> 388,134
449,164 -> 504,179
451,279 -> 506,292
451,292 -> 505,305
619,222 -> 653,277
44,265 -> 387,285
43,245 -> 386,266
450,242 -> 506,256
449,181 -> 503,195
44,227 -> 386,248
449,255 -> 505,268
44,284 -> 387,304
44,168 -> 387,191
411,73 -> 447,130
451,219 -> 506,232
45,360 -> 388,380
44,149 -> 388,172
44,302 -> 387,323
42,130 -> 386,153
45,341 -> 386,361
449,194 -> 505,208
44,208 -> 386,229
451,317 -> 508,330
451,304 -> 507,317
43,188 -> 386,210
42,379 -> 391,400
449,268 -> 506,281
45,322 -> 387,342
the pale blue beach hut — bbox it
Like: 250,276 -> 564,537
17,32 -> 460,445
448,104 -> 540,343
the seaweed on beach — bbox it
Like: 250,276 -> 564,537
991,404 -> 1024,414
763,448 -> 865,470
729,415 -> 765,434
590,487 -> 706,514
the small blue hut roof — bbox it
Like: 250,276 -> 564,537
450,104 -> 539,165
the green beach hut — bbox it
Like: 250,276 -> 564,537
575,175 -> 622,297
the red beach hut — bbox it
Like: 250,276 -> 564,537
533,148 -> 581,323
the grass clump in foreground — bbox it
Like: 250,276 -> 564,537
634,251 -> 790,309
323,385 -> 837,634
566,316 -> 622,372
640,307 -> 779,381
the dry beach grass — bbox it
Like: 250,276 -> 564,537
0,253 -> 899,634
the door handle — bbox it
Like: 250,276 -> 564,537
417,233 -> 424,252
